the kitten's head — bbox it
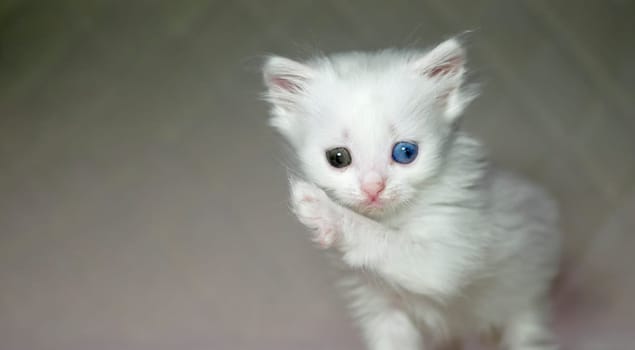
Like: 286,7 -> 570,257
263,38 -> 476,217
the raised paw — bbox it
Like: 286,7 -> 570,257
290,181 -> 339,248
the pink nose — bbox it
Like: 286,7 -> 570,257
361,173 -> 386,200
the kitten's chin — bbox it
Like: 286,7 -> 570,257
358,206 -> 387,218
354,199 -> 397,218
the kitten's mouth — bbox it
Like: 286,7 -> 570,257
359,197 -> 388,212
365,198 -> 383,208
357,194 -> 404,216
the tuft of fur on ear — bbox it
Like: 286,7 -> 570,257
262,56 -> 314,143
413,38 -> 476,122
263,56 -> 313,110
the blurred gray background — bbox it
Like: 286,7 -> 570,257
1,1 -> 634,349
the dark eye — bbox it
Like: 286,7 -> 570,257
392,142 -> 418,164
326,147 -> 352,168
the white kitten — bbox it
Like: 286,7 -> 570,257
263,38 -> 561,350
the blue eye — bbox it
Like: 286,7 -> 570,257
392,142 -> 418,164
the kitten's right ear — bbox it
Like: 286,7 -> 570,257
263,56 -> 313,110
412,38 -> 476,122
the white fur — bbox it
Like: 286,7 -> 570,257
263,38 -> 561,350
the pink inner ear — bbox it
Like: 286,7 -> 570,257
271,76 -> 302,92
427,55 -> 463,77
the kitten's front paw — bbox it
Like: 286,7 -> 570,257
290,181 -> 339,248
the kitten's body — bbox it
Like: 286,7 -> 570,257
263,38 -> 561,349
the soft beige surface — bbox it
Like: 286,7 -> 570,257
1,1 -> 634,349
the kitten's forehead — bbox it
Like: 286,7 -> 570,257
309,76 -> 424,139
312,86 -> 393,136
302,52 -> 438,150
307,84 -> 405,168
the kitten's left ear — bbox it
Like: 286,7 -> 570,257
262,56 -> 314,144
263,56 -> 314,110
413,38 -> 476,121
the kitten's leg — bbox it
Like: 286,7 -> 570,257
500,303 -> 558,350
348,283 -> 422,350
361,309 -> 422,350
289,180 -> 394,258
290,180 -> 469,297
289,180 -> 339,248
